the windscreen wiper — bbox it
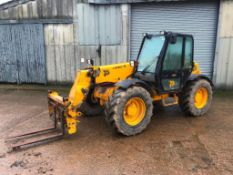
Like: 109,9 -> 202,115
141,65 -> 151,74
141,56 -> 158,74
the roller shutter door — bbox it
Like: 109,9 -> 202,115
130,1 -> 218,77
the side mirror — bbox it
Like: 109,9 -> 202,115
87,58 -> 94,66
170,35 -> 177,44
144,33 -> 152,39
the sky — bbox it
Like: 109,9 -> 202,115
0,0 -> 12,5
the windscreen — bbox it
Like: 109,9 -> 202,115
137,35 -> 165,73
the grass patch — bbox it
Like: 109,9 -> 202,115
214,90 -> 233,98
0,84 -> 71,95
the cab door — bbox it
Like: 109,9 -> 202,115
159,35 -> 184,92
182,36 -> 194,85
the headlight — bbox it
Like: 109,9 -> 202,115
130,60 -> 135,67
130,60 -> 139,67
81,58 -> 85,63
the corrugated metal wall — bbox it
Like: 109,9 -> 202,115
0,24 -> 17,82
214,0 -> 233,89
0,24 -> 46,83
130,1 -> 218,77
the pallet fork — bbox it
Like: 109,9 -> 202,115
5,95 -> 67,151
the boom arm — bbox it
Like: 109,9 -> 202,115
48,62 -> 134,135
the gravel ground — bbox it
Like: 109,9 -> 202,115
0,85 -> 232,175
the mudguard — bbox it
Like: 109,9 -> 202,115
115,78 -> 154,95
187,74 -> 214,88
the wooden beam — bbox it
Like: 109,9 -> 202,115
85,0 -> 184,4
0,18 -> 73,24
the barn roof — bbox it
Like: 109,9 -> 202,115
0,0 -> 32,10
0,0 -> 185,10
83,0 -> 185,4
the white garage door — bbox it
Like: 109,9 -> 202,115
130,1 -> 219,77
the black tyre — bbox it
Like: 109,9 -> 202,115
179,79 -> 213,116
105,86 -> 153,136
80,92 -> 103,116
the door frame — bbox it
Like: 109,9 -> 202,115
156,33 -> 194,93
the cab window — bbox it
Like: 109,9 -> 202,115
184,36 -> 193,69
137,36 -> 165,73
162,36 -> 183,71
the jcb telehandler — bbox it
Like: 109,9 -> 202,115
7,32 -> 213,150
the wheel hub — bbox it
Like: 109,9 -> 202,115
194,87 -> 208,109
123,97 -> 146,126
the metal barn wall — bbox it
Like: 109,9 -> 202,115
0,24 -> 17,83
79,0 -> 185,4
214,0 -> 233,89
0,1 -> 129,83
74,3 -> 129,66
45,3 -> 129,83
0,24 -> 46,83
0,0 -> 74,83
44,24 -> 77,83
0,0 -> 73,19
130,1 -> 218,77
77,3 -> 122,45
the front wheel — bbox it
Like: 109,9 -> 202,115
105,86 -> 153,136
179,79 -> 213,116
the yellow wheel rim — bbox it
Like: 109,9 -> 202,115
194,87 -> 208,109
123,97 -> 146,126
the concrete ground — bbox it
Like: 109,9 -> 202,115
0,85 -> 233,175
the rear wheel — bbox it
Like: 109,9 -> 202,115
105,86 -> 153,136
179,79 -> 212,116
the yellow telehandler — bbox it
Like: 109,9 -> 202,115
7,32 -> 213,150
